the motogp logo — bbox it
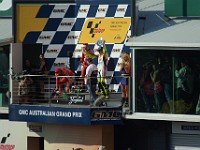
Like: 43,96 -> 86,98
0,133 -> 15,150
87,21 -> 105,38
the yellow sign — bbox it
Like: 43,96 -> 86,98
79,18 -> 131,44
16,4 -> 48,42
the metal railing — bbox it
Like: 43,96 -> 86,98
10,74 -> 131,109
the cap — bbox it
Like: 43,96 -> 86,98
55,68 -> 61,73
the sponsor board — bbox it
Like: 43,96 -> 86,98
79,18 -> 131,43
9,105 -> 123,125
14,0 -> 132,92
91,108 -> 122,122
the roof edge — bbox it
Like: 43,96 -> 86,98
125,41 -> 200,48
0,37 -> 13,46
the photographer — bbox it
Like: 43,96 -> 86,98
18,76 -> 33,104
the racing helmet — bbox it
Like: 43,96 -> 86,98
55,68 -> 61,75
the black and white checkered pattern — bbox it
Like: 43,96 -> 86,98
23,0 -> 132,92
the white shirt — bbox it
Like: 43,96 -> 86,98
85,64 -> 98,77
85,64 -> 98,84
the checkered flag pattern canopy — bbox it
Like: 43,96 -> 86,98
20,0 -> 132,92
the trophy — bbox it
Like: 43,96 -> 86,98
96,37 -> 105,47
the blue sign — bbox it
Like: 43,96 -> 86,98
9,105 -> 123,125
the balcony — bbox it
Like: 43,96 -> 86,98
9,74 -> 129,125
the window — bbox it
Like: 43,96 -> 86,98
135,49 -> 200,114
0,45 -> 9,107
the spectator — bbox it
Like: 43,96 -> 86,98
79,43 -> 94,90
18,76 -> 33,104
150,62 -> 165,112
32,54 -> 48,96
96,46 -> 109,99
138,62 -> 154,112
158,56 -> 173,113
24,59 -> 33,74
85,58 -> 98,105
80,43 -> 94,77
83,38 -> 109,99
37,53 -> 48,75
175,59 -> 194,103
55,67 -> 75,93
120,52 -> 131,107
